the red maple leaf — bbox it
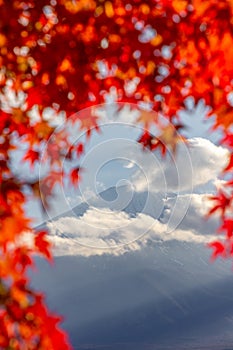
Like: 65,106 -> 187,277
208,241 -> 226,260
208,190 -> 232,218
23,149 -> 40,168
219,219 -> 233,239
76,143 -> 84,157
221,132 -> 233,148
13,247 -> 33,273
70,167 -> 82,186
35,231 -> 52,261
26,87 -> 43,110
137,131 -> 157,150
137,131 -> 168,155
224,153 -> 233,172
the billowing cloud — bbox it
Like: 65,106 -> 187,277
131,137 -> 229,193
46,192 -> 218,257
186,138 -> 228,189
160,193 -> 220,234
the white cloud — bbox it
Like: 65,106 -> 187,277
131,137 -> 229,193
123,161 -> 135,169
47,209 -> 155,256
187,138 -> 228,189
161,193 -> 220,234
46,195 -> 218,257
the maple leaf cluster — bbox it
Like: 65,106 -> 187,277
0,0 -> 233,348
207,132 -> 233,260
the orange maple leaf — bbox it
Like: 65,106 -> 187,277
157,124 -> 185,155
136,110 -> 158,129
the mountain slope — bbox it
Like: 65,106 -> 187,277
32,241 -> 233,349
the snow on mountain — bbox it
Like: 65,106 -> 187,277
32,185 -> 233,349
37,185 -> 218,257
40,184 -> 165,221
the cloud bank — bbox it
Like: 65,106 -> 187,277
46,193 -> 218,257
42,137 -> 228,257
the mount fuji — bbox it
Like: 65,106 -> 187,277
33,186 -> 233,349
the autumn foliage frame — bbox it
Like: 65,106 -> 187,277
0,0 -> 233,348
